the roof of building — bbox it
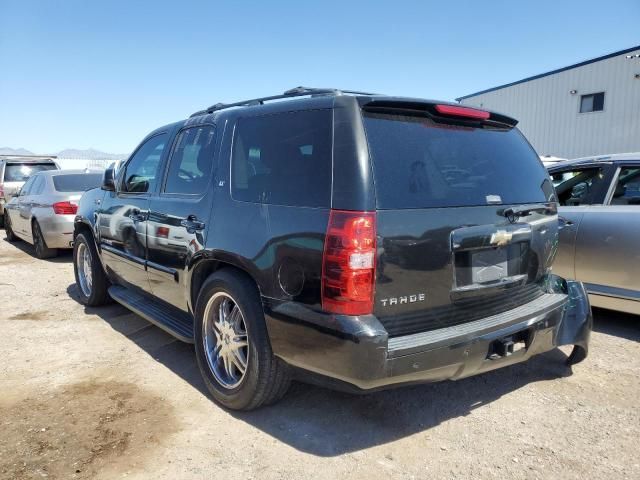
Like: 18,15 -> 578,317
456,45 -> 640,101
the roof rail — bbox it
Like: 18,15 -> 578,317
190,86 -> 378,117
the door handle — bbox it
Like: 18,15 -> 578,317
180,215 -> 206,233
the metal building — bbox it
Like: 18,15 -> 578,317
457,45 -> 640,159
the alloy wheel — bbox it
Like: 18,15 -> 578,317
76,242 -> 93,297
202,292 -> 249,389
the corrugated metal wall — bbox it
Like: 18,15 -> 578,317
459,49 -> 640,159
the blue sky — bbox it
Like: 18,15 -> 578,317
1,0 -> 638,154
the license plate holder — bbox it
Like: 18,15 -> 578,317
471,248 -> 508,284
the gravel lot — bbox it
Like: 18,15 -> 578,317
0,237 -> 638,480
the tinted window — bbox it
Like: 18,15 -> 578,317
363,113 -> 551,209
580,92 -> 605,113
232,110 -> 332,207
3,163 -> 57,182
550,167 -> 606,206
165,126 -> 215,194
30,175 -> 46,195
53,173 -> 103,192
122,134 -> 167,193
610,167 -> 640,206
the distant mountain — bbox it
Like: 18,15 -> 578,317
0,147 -> 128,160
0,147 -> 35,155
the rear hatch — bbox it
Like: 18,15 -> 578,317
361,102 -> 558,337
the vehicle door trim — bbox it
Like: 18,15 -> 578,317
603,167 -> 622,205
101,244 -> 146,266
159,123 -> 217,198
584,283 -> 640,301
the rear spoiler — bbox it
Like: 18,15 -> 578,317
360,99 -> 518,129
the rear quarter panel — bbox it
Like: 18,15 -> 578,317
75,187 -> 107,240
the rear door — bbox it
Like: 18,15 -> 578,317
20,174 -> 47,241
10,175 -> 36,236
362,108 -> 558,337
147,124 -> 217,311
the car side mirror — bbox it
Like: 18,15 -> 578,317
102,166 -> 116,191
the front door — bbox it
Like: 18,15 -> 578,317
146,125 -> 216,311
549,164 -> 613,280
99,133 -> 169,292
574,164 -> 640,308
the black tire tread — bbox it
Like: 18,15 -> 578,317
4,214 -> 18,242
195,269 -> 291,410
73,232 -> 111,306
32,220 -> 57,259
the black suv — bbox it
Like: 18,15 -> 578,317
73,87 -> 591,410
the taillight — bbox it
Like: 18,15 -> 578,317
52,201 -> 78,215
434,104 -> 490,120
156,226 -> 169,238
322,210 -> 376,315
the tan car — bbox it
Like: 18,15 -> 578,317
548,153 -> 640,315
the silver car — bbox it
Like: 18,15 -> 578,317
4,168 -> 104,258
548,153 -> 640,315
0,156 -> 59,227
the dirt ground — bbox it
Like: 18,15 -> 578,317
0,237 -> 638,480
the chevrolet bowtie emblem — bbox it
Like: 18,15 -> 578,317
490,230 -> 513,246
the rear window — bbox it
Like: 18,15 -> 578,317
3,163 -> 57,182
231,109 -> 332,207
363,113 -> 553,209
52,173 -> 103,192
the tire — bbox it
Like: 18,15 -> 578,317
32,220 -> 57,259
194,269 -> 291,410
4,214 -> 18,242
73,232 -> 111,306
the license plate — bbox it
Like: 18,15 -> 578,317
472,248 -> 508,284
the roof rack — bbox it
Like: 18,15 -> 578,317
190,86 -> 378,118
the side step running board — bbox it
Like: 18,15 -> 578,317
108,285 -> 195,343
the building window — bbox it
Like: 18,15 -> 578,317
579,92 -> 605,113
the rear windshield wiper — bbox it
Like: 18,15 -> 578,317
500,204 -> 555,221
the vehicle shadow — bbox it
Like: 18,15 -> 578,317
66,283 -> 575,457
2,237 -> 73,263
592,307 -> 639,342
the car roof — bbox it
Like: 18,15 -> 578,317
2,157 -> 57,163
144,88 -> 521,144
182,89 -> 518,129
548,152 -> 640,170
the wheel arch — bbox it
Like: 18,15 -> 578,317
73,219 -> 105,267
188,255 -> 264,314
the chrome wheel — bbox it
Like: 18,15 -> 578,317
76,242 -> 93,297
202,292 -> 249,389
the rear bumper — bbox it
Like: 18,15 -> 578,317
264,278 -> 591,391
38,214 -> 75,249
